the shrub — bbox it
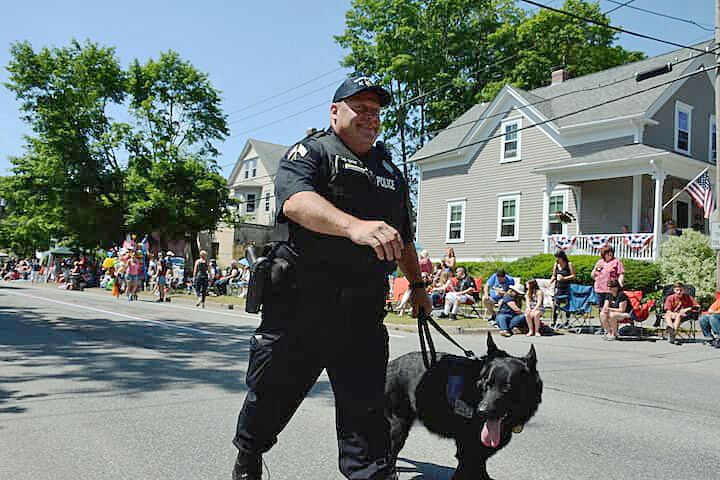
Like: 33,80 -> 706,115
458,260 -> 506,283
462,253 -> 661,292
658,228 -> 716,299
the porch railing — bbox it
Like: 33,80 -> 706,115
547,233 -> 656,261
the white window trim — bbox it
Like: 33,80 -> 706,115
674,101 -> 693,155
497,193 -> 520,242
446,199 -> 466,244
709,114 -> 716,164
543,189 -> 570,237
499,117 -> 522,163
246,193 -> 256,214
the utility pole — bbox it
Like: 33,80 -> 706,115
715,0 -> 720,291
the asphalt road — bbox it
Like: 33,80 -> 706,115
1,282 -> 718,480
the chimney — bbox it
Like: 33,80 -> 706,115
551,67 -> 568,85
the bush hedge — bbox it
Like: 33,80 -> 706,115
459,254 -> 660,293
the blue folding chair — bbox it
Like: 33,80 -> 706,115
555,284 -> 598,334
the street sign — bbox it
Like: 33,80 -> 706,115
711,222 -> 720,250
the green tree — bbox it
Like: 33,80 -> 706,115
3,40 -> 129,250
336,0 -> 644,167
2,43 -> 231,257
125,51 -> 229,260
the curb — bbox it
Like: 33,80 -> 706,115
384,322 -> 492,335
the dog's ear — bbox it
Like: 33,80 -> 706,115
524,344 -> 537,371
487,332 -> 498,353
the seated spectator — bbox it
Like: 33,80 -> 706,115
439,266 -> 476,320
664,281 -> 700,345
599,280 -> 633,341
430,270 -> 454,309
483,269 -> 515,321
442,247 -> 456,273
418,250 -> 433,276
216,261 -> 240,296
699,295 -> 720,347
524,279 -> 544,337
496,284 -> 527,337
663,220 -> 681,236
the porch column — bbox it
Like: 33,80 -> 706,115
571,186 -> 582,235
651,166 -> 666,260
631,175 -> 642,232
544,178 -> 557,254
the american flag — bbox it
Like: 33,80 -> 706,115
686,171 -> 715,219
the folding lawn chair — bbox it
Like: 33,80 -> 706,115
617,290 -> 656,339
655,284 -> 699,341
555,283 -> 598,334
458,276 -> 484,318
387,277 -> 409,312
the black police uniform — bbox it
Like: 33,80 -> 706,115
232,127 -> 413,480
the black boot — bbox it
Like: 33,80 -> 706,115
232,450 -> 262,480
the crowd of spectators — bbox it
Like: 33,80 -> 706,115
1,255 -> 100,290
400,244 -> 711,344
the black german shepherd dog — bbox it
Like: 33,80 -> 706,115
385,333 -> 542,480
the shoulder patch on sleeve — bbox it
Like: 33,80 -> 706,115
288,143 -> 309,161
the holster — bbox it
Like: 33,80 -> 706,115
245,242 -> 299,314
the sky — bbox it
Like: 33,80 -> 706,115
0,0 -> 715,179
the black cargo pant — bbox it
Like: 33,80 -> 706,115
233,272 -> 392,480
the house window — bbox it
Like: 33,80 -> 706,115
446,199 -> 466,243
264,193 -> 271,212
500,118 -> 521,162
497,193 -> 520,241
244,159 -> 257,179
674,101 -> 693,154
246,193 -> 256,214
710,115 -> 716,163
548,193 -> 567,235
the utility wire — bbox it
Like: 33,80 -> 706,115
417,45 -> 718,139
404,64 -> 714,166
225,66 -> 344,116
217,45 -> 716,174
228,77 -> 344,126
604,0 -> 635,15
221,64 -> 714,203
604,0 -> 714,32
520,0 -> 709,54
225,50 -> 523,141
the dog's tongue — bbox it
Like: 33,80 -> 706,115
481,419 -> 502,448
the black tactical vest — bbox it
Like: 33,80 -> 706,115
289,130 -> 411,278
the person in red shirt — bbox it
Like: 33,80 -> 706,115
664,282 -> 700,345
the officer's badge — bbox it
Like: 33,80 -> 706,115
288,143 -> 308,161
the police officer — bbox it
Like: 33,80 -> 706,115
231,75 -> 432,480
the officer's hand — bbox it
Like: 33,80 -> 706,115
349,220 -> 404,261
411,289 -> 433,318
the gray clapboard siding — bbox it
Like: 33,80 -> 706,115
418,109 -> 577,261
644,72 -> 714,162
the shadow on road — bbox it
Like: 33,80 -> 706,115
0,302 -> 335,415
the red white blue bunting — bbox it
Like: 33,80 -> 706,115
622,234 -> 653,251
588,235 -> 611,250
551,235 -> 576,251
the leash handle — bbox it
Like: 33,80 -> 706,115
418,309 -> 437,369
418,310 -> 476,361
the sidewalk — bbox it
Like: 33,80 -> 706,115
18,280 -> 244,311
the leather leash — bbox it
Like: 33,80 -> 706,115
417,310 -> 476,369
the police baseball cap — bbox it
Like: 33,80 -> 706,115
333,75 -> 391,107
